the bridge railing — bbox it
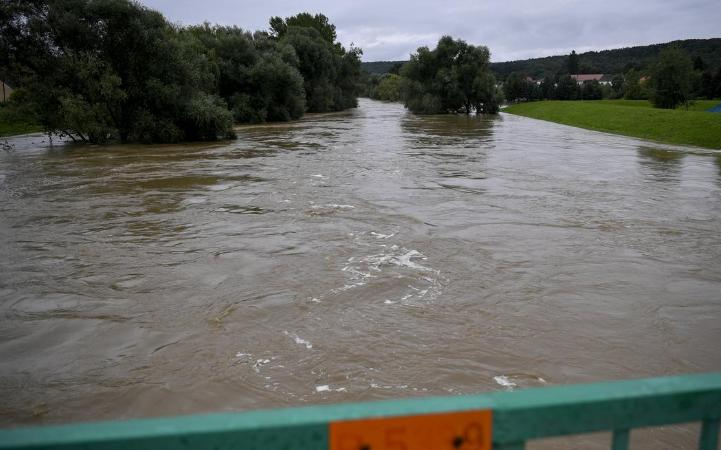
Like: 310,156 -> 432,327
1,372 -> 719,450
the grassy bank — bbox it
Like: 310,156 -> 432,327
0,106 -> 41,137
504,100 -> 721,149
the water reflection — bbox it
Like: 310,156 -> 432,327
636,146 -> 685,183
400,114 -> 494,186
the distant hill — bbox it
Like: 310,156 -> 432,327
361,38 -> 721,80
362,61 -> 405,74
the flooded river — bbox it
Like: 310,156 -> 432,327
1,99 -> 720,446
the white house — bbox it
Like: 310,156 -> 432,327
570,74 -> 613,86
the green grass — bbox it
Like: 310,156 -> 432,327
0,106 -> 42,137
504,100 -> 721,149
586,99 -> 721,112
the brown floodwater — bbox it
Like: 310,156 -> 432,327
1,99 -> 720,447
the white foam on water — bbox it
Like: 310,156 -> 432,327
332,244 -> 446,303
370,231 -> 395,239
370,383 -> 409,390
253,359 -> 271,373
330,281 -> 367,293
494,376 -> 517,390
395,250 -> 431,271
207,183 -> 234,191
315,385 -> 347,393
284,331 -> 313,349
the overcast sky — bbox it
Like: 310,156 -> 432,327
139,0 -> 721,62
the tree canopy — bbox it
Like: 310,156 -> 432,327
0,2 -> 363,143
270,13 -> 362,113
567,50 -> 579,74
399,36 -> 500,115
650,46 -> 693,109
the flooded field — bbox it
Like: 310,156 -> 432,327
1,99 -> 720,447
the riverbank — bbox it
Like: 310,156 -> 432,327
504,100 -> 721,149
0,107 -> 41,137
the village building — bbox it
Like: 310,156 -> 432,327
570,74 -> 613,86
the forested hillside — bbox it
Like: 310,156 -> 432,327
362,38 -> 721,79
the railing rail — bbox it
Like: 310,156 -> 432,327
1,372 -> 719,450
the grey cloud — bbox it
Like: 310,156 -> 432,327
140,0 -> 720,61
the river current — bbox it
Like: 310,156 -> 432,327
1,99 -> 720,447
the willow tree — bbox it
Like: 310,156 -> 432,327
400,36 -> 500,114
0,0 -> 233,143
185,25 -> 306,123
269,13 -> 362,113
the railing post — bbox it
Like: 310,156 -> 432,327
698,418 -> 720,450
611,429 -> 630,450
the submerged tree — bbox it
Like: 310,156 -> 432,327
185,25 -> 306,123
1,3 -> 364,143
400,36 -> 500,115
375,74 -> 402,101
269,13 -> 362,113
0,0 -> 234,143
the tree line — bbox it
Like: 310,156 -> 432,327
362,39 -> 721,78
0,1 -> 362,144
501,46 -> 720,109
489,38 -> 721,80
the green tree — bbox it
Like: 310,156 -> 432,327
623,69 -> 646,100
693,56 -> 707,72
375,74 -> 401,101
503,72 -> 535,102
650,46 -> 693,109
540,76 -> 555,99
611,74 -> 625,98
1,0 -> 233,143
270,13 -> 336,44
568,50 -> 579,74
185,25 -> 306,123
555,75 -> 579,100
272,14 -> 362,113
581,80 -> 603,100
400,36 -> 499,114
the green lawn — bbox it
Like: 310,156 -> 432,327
587,99 -> 721,112
504,100 -> 721,149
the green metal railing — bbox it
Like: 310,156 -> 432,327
1,372 -> 719,450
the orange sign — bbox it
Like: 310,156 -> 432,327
329,410 -> 492,450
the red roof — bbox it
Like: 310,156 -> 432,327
570,74 -> 604,82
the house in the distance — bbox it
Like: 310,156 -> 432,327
1,80 -> 13,102
570,74 -> 613,86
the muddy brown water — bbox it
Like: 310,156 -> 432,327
1,99 -> 720,447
